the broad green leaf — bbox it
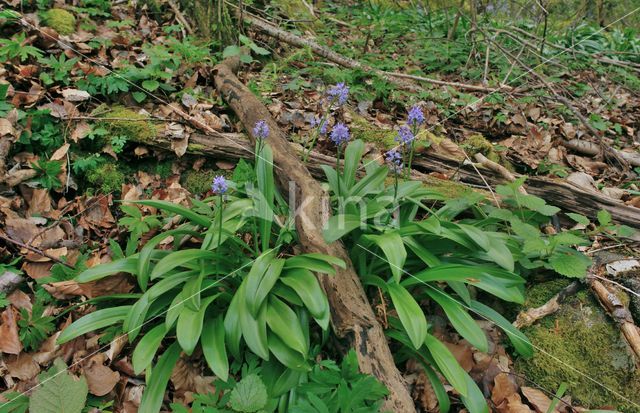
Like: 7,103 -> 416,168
202,315 -> 229,382
246,255 -> 284,317
470,300 -> 532,357
268,333 -> 310,371
458,224 -> 490,251
132,324 -> 167,375
348,164 -> 388,199
298,253 -> 346,269
460,373 -> 489,413
387,281 -> 427,349
75,257 -> 137,283
177,294 -> 218,355
222,44 -> 241,58
29,359 -> 88,413
566,212 -> 590,226
421,363 -> 451,413
403,236 -> 441,267
484,234 -> 515,271
142,79 -> 159,91
256,143 -> 275,251
58,306 -> 131,344
323,214 -> 363,243
597,209 -> 612,226
425,288 -> 488,352
229,374 -> 268,413
424,334 -> 468,397
224,287 -> 243,359
283,255 -> 337,275
124,293 -> 150,341
238,282 -> 269,360
343,139 -> 364,190
549,247 -> 591,278
365,232 -> 406,282
139,342 -> 181,413
149,249 -> 217,280
266,296 -> 308,355
281,268 -> 330,329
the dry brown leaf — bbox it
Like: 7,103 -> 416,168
22,261 -> 53,280
171,357 -> 215,403
26,188 -> 54,218
50,143 -> 70,161
5,353 -> 40,380
0,118 -> 16,137
428,138 -> 466,161
83,353 -> 120,396
444,342 -> 474,372
521,386 -> 558,413
61,89 -> 91,102
501,393 -> 534,413
8,290 -> 31,311
215,160 -> 235,170
491,372 -> 518,405
71,121 -> 91,142
0,307 -> 22,355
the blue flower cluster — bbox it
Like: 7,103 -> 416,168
407,105 -> 424,127
253,120 -> 270,140
211,175 -> 228,194
327,82 -> 349,106
395,125 -> 414,145
385,149 -> 403,173
330,122 -> 350,146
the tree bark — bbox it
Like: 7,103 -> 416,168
212,57 -> 417,413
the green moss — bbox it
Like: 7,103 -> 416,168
272,0 -> 317,30
42,9 -> 76,35
183,169 -> 216,195
100,106 -> 158,143
187,143 -> 207,153
86,164 -> 125,194
516,293 -> 640,411
523,278 -> 572,309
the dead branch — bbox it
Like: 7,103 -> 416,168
587,275 -> 640,360
212,56 -> 417,412
474,153 -> 526,194
239,11 -> 501,93
513,281 -> 580,328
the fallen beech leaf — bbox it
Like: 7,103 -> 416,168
26,188 -> 54,218
61,89 -> 91,102
83,354 -> 120,396
6,353 -> 40,380
216,160 -> 236,170
50,143 -> 70,161
8,289 -> 31,311
23,261 -> 53,279
0,118 -> 16,137
71,121 -> 91,142
491,372 -> 518,405
171,356 -> 215,403
0,307 -> 22,354
521,386 -> 558,413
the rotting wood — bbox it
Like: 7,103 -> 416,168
212,56 -> 417,413
0,270 -> 24,294
563,139 -> 640,168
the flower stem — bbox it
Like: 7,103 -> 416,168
216,193 -> 224,274
336,144 -> 342,202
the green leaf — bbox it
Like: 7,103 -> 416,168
177,294 -> 218,355
323,214 -> 362,243
256,143 -> 275,251
224,287 -> 243,359
229,374 -> 268,412
549,247 -> 591,278
425,288 -> 488,352
459,373 -> 489,413
284,255 -> 337,275
29,359 -> 88,413
202,315 -> 229,382
139,342 -> 181,413
365,232 -> 406,282
485,234 -> 515,272
141,79 -> 160,91
424,334 -> 468,397
566,212 -> 590,226
223,45 -> 242,58
387,281 -> 427,349
132,324 -> 167,375
469,300 -> 532,357
342,139 -> 364,190
149,249 -> 217,280
245,251 -> 282,316
132,200 -> 210,226
58,306 -> 131,344
268,333 -> 310,371
238,282 -> 270,360
75,257 -> 138,283
597,209 -> 612,226
132,91 -> 147,103
281,268 -> 330,329
266,296 -> 308,355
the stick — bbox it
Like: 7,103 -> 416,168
212,56 -> 417,412
474,153 -> 527,194
513,281 -> 580,328
0,234 -> 74,268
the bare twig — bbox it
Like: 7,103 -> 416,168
0,234 -> 74,268
514,281 -> 581,328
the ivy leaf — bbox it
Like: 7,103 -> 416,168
229,374 -> 268,412
548,247 -> 592,278
29,358 -> 88,413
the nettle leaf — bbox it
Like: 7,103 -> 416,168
548,247 -> 592,278
29,358 -> 88,413
597,209 -> 612,226
229,374 -> 268,412
566,212 -> 590,226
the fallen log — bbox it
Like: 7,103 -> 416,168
212,57 -> 417,412
138,130 -> 640,228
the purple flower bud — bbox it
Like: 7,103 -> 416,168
310,116 -> 328,135
407,105 -> 424,126
329,123 -> 350,146
211,175 -> 228,194
252,120 -> 269,140
327,82 -> 349,106
395,126 -> 414,145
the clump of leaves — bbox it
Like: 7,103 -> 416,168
32,160 -> 63,190
18,301 -> 55,352
0,33 -> 44,62
290,350 -> 389,412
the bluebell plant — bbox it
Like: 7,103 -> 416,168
385,148 -> 403,201
212,175 -> 228,273
303,82 -> 349,162
330,122 -> 350,199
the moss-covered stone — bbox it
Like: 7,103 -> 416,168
86,163 -> 125,194
183,169 -> 216,195
42,8 -> 76,35
515,291 -> 640,411
100,107 -> 158,143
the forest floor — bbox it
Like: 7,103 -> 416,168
1,1 -> 640,413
